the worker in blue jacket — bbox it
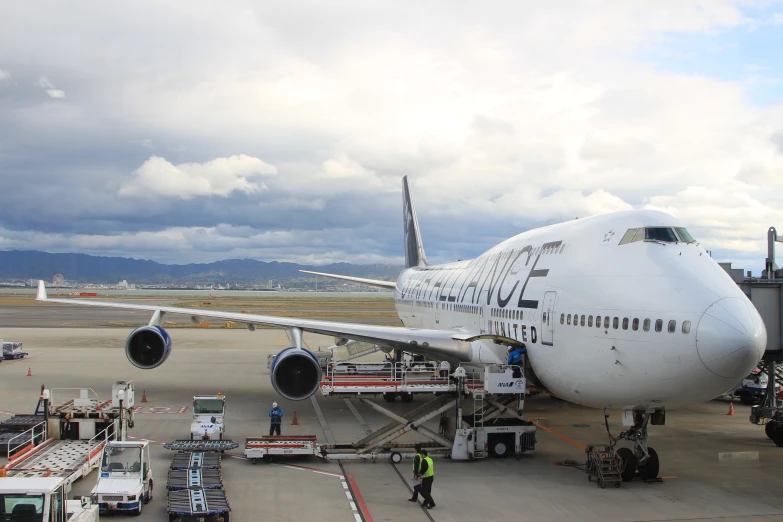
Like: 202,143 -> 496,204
269,402 -> 283,436
507,344 -> 526,378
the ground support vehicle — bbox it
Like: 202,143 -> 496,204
1,382 -> 134,494
585,444 -> 623,489
1,341 -> 27,360
167,469 -> 223,491
90,441 -> 153,516
169,452 -> 223,471
244,436 -> 320,463
164,440 -> 231,522
315,362 -> 536,462
167,488 -> 230,522
191,394 -> 227,441
0,476 -> 99,521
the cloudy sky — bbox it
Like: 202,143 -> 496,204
1,1 -> 782,271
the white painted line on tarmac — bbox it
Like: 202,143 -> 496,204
349,502 -> 357,511
345,491 -> 353,500
354,514 -> 362,522
342,481 -> 348,489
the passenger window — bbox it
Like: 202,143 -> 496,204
682,320 -> 691,334
574,314 -> 579,327
613,317 -> 619,329
632,318 -> 639,331
668,320 -> 676,333
567,314 -> 571,325
588,316 -> 593,327
622,318 -> 628,330
560,314 -> 565,324
581,315 -> 585,326
643,319 -> 650,332
604,317 -> 610,329
595,315 -> 601,328
655,319 -> 663,332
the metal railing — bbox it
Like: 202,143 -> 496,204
324,361 -> 449,387
6,420 -> 47,460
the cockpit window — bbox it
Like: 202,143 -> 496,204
674,227 -> 696,243
619,227 -> 697,245
645,227 -> 679,242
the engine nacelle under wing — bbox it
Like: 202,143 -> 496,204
125,325 -> 172,369
270,347 -> 323,401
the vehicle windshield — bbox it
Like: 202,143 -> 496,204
0,493 -> 44,522
101,446 -> 142,473
194,399 -> 224,414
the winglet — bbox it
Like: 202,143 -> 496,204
36,280 -> 48,301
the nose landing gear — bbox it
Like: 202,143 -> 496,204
601,408 -> 662,483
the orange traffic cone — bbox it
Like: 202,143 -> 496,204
141,391 -> 148,403
727,403 -> 736,416
291,411 -> 299,425
26,368 -> 32,377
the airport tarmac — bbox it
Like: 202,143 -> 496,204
2,326 -> 783,521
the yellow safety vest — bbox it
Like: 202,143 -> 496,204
421,456 -> 434,478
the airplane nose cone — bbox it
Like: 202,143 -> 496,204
696,297 -> 766,378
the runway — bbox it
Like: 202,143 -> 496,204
2,326 -> 783,521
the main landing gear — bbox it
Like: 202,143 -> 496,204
603,408 -> 661,483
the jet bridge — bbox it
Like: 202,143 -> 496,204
725,226 -> 783,445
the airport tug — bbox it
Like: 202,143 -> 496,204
191,394 -> 226,441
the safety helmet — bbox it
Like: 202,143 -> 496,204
507,346 -> 514,353
272,402 -> 278,408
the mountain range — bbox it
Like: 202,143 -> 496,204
0,250 -> 402,285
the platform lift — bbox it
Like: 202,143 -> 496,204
251,362 -> 536,463
1,381 -> 135,494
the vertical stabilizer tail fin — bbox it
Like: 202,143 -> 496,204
402,176 -> 428,268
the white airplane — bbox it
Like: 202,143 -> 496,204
35,176 -> 766,481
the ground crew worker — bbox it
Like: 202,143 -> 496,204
269,402 -> 283,436
408,444 -> 423,503
418,448 -> 435,509
507,344 -> 526,378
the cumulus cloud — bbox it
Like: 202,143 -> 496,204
0,69 -> 10,84
0,2 -> 781,268
119,155 -> 277,199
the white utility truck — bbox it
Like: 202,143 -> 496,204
90,441 -> 153,516
0,476 -> 98,521
191,394 -> 226,441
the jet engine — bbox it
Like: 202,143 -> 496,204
270,347 -> 323,401
125,326 -> 172,369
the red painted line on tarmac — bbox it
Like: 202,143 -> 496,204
536,422 -> 587,450
346,474 -> 373,522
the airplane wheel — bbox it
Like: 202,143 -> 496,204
616,447 -> 637,482
638,447 -> 659,481
765,420 -> 777,440
389,452 -> 402,464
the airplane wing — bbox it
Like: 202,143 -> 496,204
35,281 -> 469,362
298,270 -> 397,290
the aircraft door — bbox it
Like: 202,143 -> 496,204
541,291 -> 556,346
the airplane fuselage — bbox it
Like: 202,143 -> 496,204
394,210 -> 766,410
